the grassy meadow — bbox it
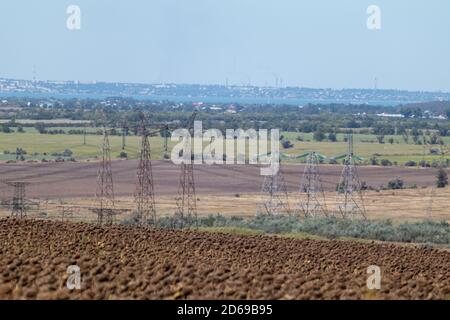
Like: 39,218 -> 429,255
0,127 -> 448,164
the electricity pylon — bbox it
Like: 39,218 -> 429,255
333,134 -> 366,219
173,111 -> 198,229
257,154 -> 291,216
134,113 -> 157,227
162,124 -> 170,159
122,119 -> 129,150
57,200 -> 76,222
427,135 -> 448,219
295,152 -> 328,218
94,124 -> 116,225
3,181 -> 29,218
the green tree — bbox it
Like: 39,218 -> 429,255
35,123 -> 47,134
281,139 -> 294,149
387,178 -> 404,189
436,168 -> 448,188
119,151 -> 128,159
1,124 -> 12,133
376,135 -> 385,144
328,132 -> 337,142
411,128 -> 421,144
313,129 -> 326,142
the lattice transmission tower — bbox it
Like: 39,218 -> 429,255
121,118 -> 129,150
296,152 -> 328,218
134,113 -> 157,227
94,124 -> 116,225
57,201 -> 77,222
334,134 -> 366,219
426,135 -> 448,219
172,111 -> 198,229
162,124 -> 170,160
4,181 -> 29,218
257,155 -> 291,216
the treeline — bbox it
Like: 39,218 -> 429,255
1,97 -> 450,136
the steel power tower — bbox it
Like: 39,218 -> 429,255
121,118 -> 129,150
134,113 -> 157,227
427,135 -> 447,219
163,124 -> 170,159
4,181 -> 29,218
334,134 -> 366,219
296,152 -> 328,218
257,155 -> 291,216
94,125 -> 116,225
57,202 -> 76,222
173,111 -> 198,229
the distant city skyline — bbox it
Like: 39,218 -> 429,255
0,1 -> 449,92
2,76 -> 450,95
3,77 -> 450,107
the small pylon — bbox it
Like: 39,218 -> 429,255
163,124 -> 170,159
58,202 -> 75,222
297,152 -> 328,218
134,113 -> 157,227
95,123 -> 116,225
335,134 -> 366,219
427,135 -> 447,219
173,112 -> 198,229
4,181 -> 29,218
121,119 -> 129,150
257,158 -> 291,216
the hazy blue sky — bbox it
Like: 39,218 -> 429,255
0,1 -> 449,91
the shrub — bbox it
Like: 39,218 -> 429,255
387,178 -> 404,190
313,129 -> 326,142
370,157 -> 379,166
404,160 -> 417,167
429,148 -> 440,155
436,168 -> 448,188
62,149 -> 73,157
150,214 -> 450,245
171,214 -> 450,245
35,123 -> 47,134
328,132 -> 337,142
281,139 -> 294,149
119,151 -> 128,159
376,135 -> 385,144
1,124 -> 13,133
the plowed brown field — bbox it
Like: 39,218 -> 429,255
0,160 -> 444,199
0,219 -> 449,300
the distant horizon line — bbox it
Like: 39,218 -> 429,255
1,76 -> 449,95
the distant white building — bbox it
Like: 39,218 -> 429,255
377,113 -> 404,118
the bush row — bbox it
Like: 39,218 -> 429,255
151,214 -> 450,246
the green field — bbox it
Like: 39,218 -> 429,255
0,128 -> 165,160
0,128 -> 448,165
281,132 -> 450,165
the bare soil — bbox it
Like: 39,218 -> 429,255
0,160 -> 442,199
0,219 -> 448,300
